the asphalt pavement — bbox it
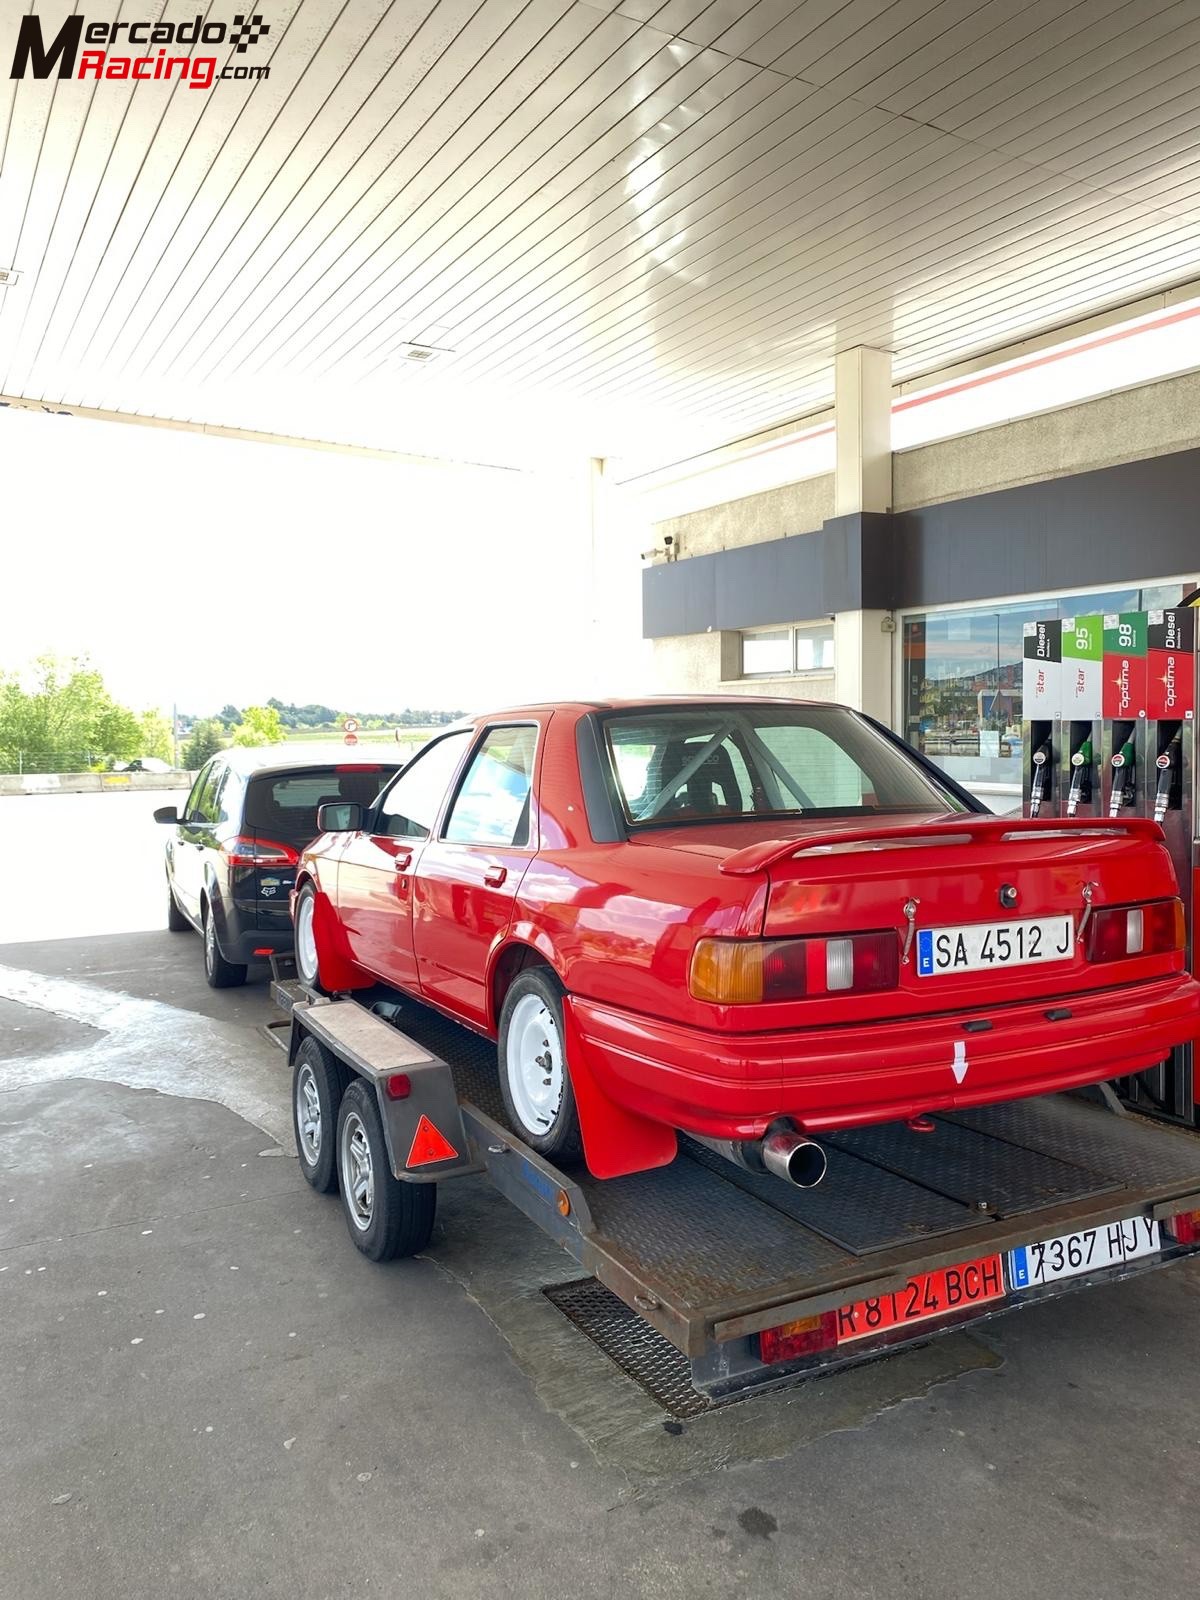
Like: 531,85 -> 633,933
1,791 -> 1199,1600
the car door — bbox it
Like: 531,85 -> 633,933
173,761 -> 222,917
335,730 -> 474,989
412,722 -> 541,1029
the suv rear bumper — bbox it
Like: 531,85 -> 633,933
567,973 -> 1200,1138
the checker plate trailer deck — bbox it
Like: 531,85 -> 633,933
271,963 -> 1200,1406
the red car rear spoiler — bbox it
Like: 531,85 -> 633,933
717,815 -> 1166,876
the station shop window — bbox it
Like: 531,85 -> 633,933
741,623 -> 834,678
901,580 -> 1193,799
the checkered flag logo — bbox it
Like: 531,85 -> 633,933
229,13 -> 269,51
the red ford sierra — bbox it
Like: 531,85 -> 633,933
291,698 -> 1200,1183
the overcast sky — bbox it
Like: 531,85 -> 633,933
3,405 -> 646,719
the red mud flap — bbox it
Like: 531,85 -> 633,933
561,994 -> 677,1179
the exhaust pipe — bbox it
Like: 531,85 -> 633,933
691,1124 -> 828,1189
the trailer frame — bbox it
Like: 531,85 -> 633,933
269,962 -> 1200,1405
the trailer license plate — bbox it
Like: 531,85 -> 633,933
1009,1216 -> 1161,1288
916,915 -> 1073,977
836,1254 -> 1005,1343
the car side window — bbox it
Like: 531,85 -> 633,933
215,770 -> 241,826
376,731 -> 472,840
444,726 -> 537,847
185,762 -> 223,824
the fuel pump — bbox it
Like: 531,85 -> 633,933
1154,727 -> 1182,823
1065,730 -> 1094,817
1028,734 -> 1054,817
1107,726 -> 1138,816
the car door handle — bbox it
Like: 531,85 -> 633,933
393,850 -> 413,872
484,865 -> 507,888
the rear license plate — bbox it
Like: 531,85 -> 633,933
836,1254 -> 1005,1343
1009,1215 -> 1161,1288
916,915 -> 1073,977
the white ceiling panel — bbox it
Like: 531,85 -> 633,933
4,0 -> 1200,466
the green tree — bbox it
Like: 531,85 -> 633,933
231,704 -> 286,746
182,718 -> 226,769
216,703 -> 242,729
137,709 -> 174,763
0,655 -> 144,773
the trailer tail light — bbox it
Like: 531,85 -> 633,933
1165,1208 -> 1200,1244
385,1073 -> 411,1101
759,1310 -> 839,1364
223,837 -> 300,868
1085,899 -> 1184,964
690,934 -> 898,1004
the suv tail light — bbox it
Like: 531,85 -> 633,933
1084,899 -> 1184,964
690,933 -> 899,1004
223,836 -> 299,868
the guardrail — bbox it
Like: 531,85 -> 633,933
0,771 -> 194,796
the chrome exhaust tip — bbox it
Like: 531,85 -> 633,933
690,1125 -> 828,1188
759,1129 -> 828,1188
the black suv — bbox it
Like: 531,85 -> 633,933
156,747 -> 399,987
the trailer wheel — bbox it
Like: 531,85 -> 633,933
498,969 -> 583,1163
292,1036 -> 345,1194
336,1080 -> 436,1261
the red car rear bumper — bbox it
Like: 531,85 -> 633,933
567,973 -> 1200,1138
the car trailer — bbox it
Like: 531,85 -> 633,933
268,961 -> 1200,1410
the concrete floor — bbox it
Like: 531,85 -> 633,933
2,793 -> 1199,1598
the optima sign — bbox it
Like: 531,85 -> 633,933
9,12 -> 270,90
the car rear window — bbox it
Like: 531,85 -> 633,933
603,707 -> 963,827
243,766 -> 397,844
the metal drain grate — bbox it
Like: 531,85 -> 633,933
544,1278 -> 715,1419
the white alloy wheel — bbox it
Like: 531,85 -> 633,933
295,1062 -> 322,1166
295,891 -> 319,985
340,1110 -> 374,1231
504,993 -> 565,1136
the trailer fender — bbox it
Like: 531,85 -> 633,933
561,994 -> 677,1180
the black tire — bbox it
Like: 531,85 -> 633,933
166,880 -> 190,932
336,1080 -> 436,1261
292,1036 -> 346,1194
293,882 -> 323,991
202,897 -> 247,989
497,968 -> 583,1163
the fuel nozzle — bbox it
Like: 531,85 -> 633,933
1108,736 -> 1137,817
1154,729 -> 1182,823
1066,735 -> 1093,817
1029,738 -> 1053,818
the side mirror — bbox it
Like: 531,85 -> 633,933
317,801 -> 363,833
153,805 -> 180,824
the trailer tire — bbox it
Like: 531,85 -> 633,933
292,1036 -> 346,1194
498,969 -> 583,1164
336,1080 -> 436,1261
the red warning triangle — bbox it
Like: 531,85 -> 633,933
406,1114 -> 458,1168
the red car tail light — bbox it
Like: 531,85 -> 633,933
690,934 -> 899,1003
1085,899 -> 1184,964
223,836 -> 300,869
759,1310 -> 839,1364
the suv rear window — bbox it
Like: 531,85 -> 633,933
243,766 -> 397,844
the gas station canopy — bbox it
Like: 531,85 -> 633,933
3,0 -> 1200,462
